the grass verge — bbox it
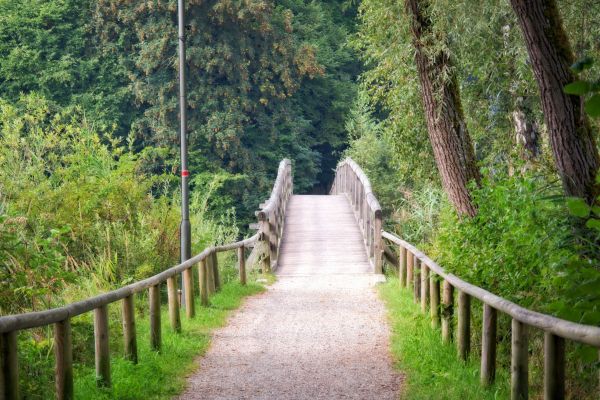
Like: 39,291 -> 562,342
73,281 -> 264,399
379,277 -> 510,400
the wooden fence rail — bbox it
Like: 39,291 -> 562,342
0,159 -> 293,400
381,230 -> 600,400
330,158 -> 383,273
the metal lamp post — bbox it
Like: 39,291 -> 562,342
178,0 -> 191,307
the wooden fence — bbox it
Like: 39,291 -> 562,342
381,226 -> 600,400
0,159 -> 293,400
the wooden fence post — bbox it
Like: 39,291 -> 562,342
413,257 -> 421,304
238,247 -> 246,285
122,295 -> 138,362
442,280 -> 454,343
212,252 -> 220,291
481,304 -> 497,386
1,330 -> 19,400
421,264 -> 430,313
198,259 -> 209,306
167,277 -> 181,332
544,333 -> 565,400
406,251 -> 414,289
55,319 -> 73,400
94,305 -> 110,387
183,267 -> 195,318
206,253 -> 216,296
149,285 -> 161,352
430,274 -> 440,328
457,290 -> 471,361
511,319 -> 528,400
399,246 -> 407,287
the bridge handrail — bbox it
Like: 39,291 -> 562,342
330,158 -> 383,273
0,159 -> 292,400
255,159 -> 293,271
382,229 -> 600,397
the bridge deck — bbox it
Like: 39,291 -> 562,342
179,195 -> 400,399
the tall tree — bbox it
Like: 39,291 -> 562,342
510,0 -> 600,203
404,0 -> 480,217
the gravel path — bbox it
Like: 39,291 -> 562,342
178,196 -> 401,399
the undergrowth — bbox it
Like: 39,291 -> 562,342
19,280 -> 265,399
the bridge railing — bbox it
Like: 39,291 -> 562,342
382,231 -> 600,399
0,159 -> 293,400
330,158 -> 383,273
256,159 -> 293,271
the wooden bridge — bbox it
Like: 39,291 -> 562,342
1,159 -> 599,400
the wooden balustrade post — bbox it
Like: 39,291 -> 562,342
198,259 -> 209,306
55,319 -> 73,400
94,305 -> 110,387
212,252 -> 220,291
238,246 -> 246,285
122,295 -> 138,362
374,212 -> 383,274
1,330 -> 19,400
413,257 -> 421,304
481,304 -> 497,386
259,213 -> 272,273
399,246 -> 407,287
442,280 -> 454,343
406,251 -> 414,289
430,274 -> 440,328
544,333 -> 565,400
167,277 -> 181,332
421,264 -> 430,313
149,285 -> 161,352
183,267 -> 195,318
457,290 -> 471,361
511,319 -> 529,400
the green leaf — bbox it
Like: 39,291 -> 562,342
563,80 -> 591,95
566,197 -> 590,218
585,219 -> 600,230
584,94 -> 600,118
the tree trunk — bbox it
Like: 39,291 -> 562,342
512,108 -> 540,161
405,0 -> 481,217
510,0 -> 600,203
502,23 -> 540,162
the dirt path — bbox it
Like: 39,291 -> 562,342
178,196 -> 401,399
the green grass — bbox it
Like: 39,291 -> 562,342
73,281 -> 264,399
379,278 -> 510,400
